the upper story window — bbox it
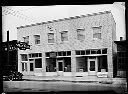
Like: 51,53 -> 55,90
61,31 -> 68,42
23,36 -> 29,44
48,33 -> 54,43
21,54 -> 28,61
92,26 -> 102,39
34,35 -> 40,44
77,29 -> 85,40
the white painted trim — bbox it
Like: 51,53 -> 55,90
63,72 -> 72,76
75,72 -> 88,76
75,54 -> 107,57
45,72 -> 57,76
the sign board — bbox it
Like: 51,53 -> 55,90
16,42 -> 30,50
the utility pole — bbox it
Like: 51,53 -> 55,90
7,31 -> 9,65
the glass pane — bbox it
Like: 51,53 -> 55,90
39,53 -> 42,57
91,50 -> 97,54
67,51 -> 71,56
86,50 -> 90,55
58,62 -> 63,71
48,39 -> 54,43
29,54 -> 31,58
35,53 -> 38,57
102,48 -> 107,54
22,63 -> 24,71
58,52 -> 62,56
32,54 -> 35,58
76,51 -> 80,55
46,52 -> 49,57
93,33 -> 101,39
34,35 -> 40,44
25,63 -> 27,71
29,59 -> 34,61
35,58 -> 42,68
24,36 -> 29,44
63,51 -> 66,56
35,40 -> 40,44
90,61 -> 95,71
48,33 -> 54,39
61,31 -> 68,41
30,63 -> 34,71
21,54 -> 28,61
97,49 -> 101,54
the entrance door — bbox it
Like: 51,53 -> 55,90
21,62 -> 28,75
29,59 -> 34,75
58,62 -> 63,71
57,60 -> 64,76
88,57 -> 97,75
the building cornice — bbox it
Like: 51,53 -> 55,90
17,11 -> 111,29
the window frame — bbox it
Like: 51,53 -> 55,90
77,29 -> 85,40
23,36 -> 29,44
35,58 -> 42,68
92,26 -> 102,40
34,35 -> 40,45
48,33 -> 55,43
61,31 -> 68,42
21,54 -> 28,61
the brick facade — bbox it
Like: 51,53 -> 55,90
17,11 -> 116,78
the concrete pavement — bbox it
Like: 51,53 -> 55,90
3,80 -> 127,93
23,75 -> 127,85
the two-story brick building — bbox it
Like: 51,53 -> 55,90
17,11 -> 116,78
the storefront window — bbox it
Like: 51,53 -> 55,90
46,58 -> 56,72
76,57 -> 87,72
98,55 -> 108,72
64,57 -> 71,72
35,58 -> 42,68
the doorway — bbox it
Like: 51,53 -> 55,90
29,59 -> 34,75
57,60 -> 64,76
88,57 -> 97,75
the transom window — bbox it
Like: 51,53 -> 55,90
48,33 -> 54,43
29,53 -> 42,58
21,54 -> 28,61
75,49 -> 107,55
77,29 -> 85,40
61,31 -> 68,41
34,35 -> 40,44
45,51 -> 71,57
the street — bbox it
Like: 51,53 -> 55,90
3,80 -> 127,93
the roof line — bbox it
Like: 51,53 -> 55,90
17,11 -> 111,29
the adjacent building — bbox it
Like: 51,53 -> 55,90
2,40 -> 18,71
17,11 -> 117,78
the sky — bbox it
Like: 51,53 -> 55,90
2,3 -> 126,42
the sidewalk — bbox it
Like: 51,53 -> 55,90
23,75 -> 127,84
